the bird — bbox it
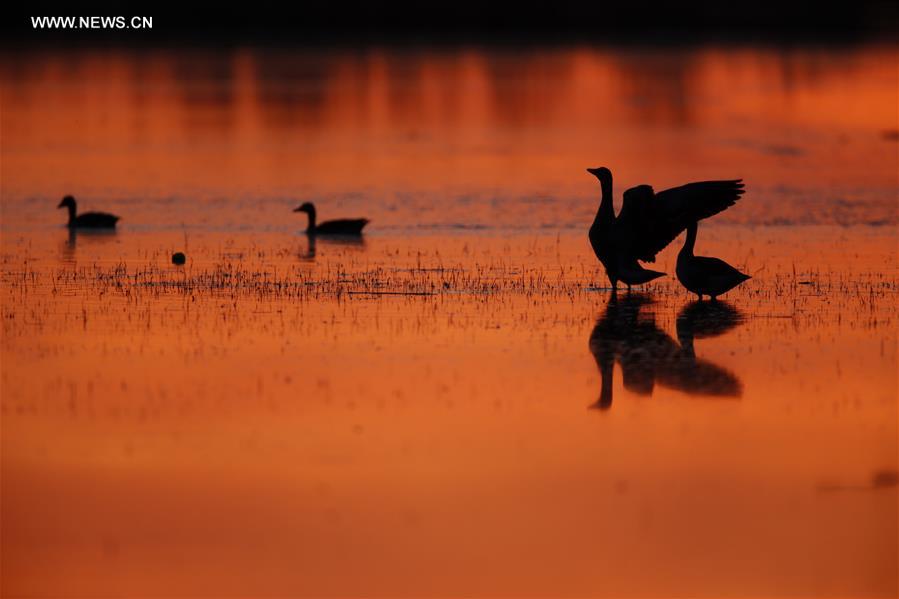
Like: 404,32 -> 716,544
293,202 -> 369,235
586,167 -> 744,292
676,221 -> 751,300
57,195 -> 120,229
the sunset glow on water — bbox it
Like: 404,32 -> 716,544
1,44 -> 897,597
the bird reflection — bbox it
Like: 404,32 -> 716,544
60,227 -> 118,263
676,300 -> 745,354
299,234 -> 367,261
588,295 -> 744,410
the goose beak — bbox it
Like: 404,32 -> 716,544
57,200 -> 65,208
587,167 -> 610,180
293,206 -> 303,212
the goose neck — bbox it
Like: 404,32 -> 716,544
680,222 -> 698,257
596,177 -> 614,224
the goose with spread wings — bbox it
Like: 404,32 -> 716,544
586,167 -> 744,291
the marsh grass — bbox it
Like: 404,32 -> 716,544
2,245 -> 896,347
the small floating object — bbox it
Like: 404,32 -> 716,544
171,252 -> 186,265
57,195 -> 120,229
293,202 -> 369,236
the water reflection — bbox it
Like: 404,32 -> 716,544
588,295 -> 744,410
1,47 -> 895,228
60,228 -> 118,262
610,50 -> 699,125
172,51 -> 237,134
253,51 -> 333,129
299,234 -> 367,260
676,300 -> 745,354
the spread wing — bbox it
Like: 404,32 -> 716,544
617,184 -> 654,226
619,180 -> 744,262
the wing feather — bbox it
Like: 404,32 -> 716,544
630,180 -> 744,262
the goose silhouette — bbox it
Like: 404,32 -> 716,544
676,221 -> 751,300
57,195 -> 120,229
293,202 -> 369,236
588,294 -> 743,410
586,167 -> 744,292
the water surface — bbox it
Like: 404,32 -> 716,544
1,45 -> 897,597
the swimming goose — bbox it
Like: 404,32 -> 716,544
586,167 -> 744,292
57,195 -> 120,229
293,202 -> 369,236
676,221 -> 750,300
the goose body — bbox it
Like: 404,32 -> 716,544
57,195 -> 119,229
676,222 -> 750,300
586,167 -> 744,291
294,202 -> 369,236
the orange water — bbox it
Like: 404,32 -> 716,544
1,45 -> 897,597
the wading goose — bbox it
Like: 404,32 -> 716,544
586,167 -> 744,292
293,202 -> 369,236
676,221 -> 750,300
57,195 -> 120,229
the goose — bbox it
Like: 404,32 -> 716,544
586,167 -> 744,292
57,195 -> 120,229
293,202 -> 369,236
676,221 -> 750,300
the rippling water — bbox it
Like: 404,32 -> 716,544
2,45 -> 897,229
1,45 -> 897,597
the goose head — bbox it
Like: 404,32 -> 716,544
586,167 -> 612,185
57,195 -> 76,210
293,202 -> 315,215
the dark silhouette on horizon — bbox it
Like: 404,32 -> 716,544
293,202 -> 369,236
676,221 -> 751,300
57,195 -> 120,229
588,294 -> 744,410
586,167 -> 744,292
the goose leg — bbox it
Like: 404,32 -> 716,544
610,279 -> 618,296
